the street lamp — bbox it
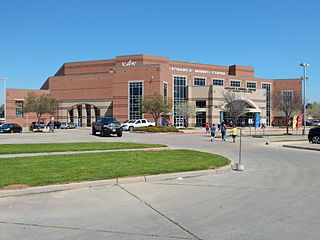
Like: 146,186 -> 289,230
300,63 -> 309,135
1,77 -> 9,123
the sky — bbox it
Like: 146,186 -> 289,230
0,0 -> 319,104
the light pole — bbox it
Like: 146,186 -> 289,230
1,77 -> 9,123
300,63 -> 309,135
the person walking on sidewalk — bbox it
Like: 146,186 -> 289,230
205,123 -> 210,134
210,124 -> 216,142
231,125 -> 237,143
220,121 -> 227,141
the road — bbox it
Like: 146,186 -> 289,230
0,129 -> 319,239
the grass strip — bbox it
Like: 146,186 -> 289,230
0,150 -> 230,188
0,142 -> 166,155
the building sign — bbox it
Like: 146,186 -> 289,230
169,67 -> 226,75
121,60 -> 137,66
224,86 -> 256,93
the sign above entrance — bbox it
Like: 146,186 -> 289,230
225,86 -> 256,93
169,67 -> 226,75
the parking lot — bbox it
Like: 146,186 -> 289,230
1,129 -> 320,239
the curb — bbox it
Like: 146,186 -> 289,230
0,164 -> 232,198
282,144 -> 320,152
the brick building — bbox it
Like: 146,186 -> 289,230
6,54 -> 302,127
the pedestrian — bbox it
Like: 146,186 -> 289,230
205,122 -> 210,134
49,117 -> 55,133
210,124 -> 216,142
231,125 -> 237,143
221,121 -> 227,141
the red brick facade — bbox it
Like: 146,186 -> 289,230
6,54 -> 302,127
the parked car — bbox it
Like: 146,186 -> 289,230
121,119 -> 156,131
308,127 -> 320,144
0,123 -> 22,133
29,122 -> 46,131
47,121 -> 61,129
60,122 -> 77,129
92,117 -> 122,137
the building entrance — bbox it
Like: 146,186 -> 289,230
222,112 -> 259,127
196,112 -> 206,127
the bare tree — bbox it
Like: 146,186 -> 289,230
223,91 -> 247,126
140,92 -> 172,127
272,91 -> 301,134
175,101 -> 196,127
0,104 -> 3,118
308,102 -> 320,120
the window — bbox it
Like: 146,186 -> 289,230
86,104 -> 91,127
15,101 -> 23,117
230,80 -> 241,87
94,107 -> 100,121
213,79 -> 224,86
196,101 -> 206,108
69,108 -> 74,123
77,105 -> 82,127
247,82 -> 256,88
262,83 -> 271,125
142,120 -> 146,123
129,81 -> 143,119
282,91 -> 293,101
163,83 -> 168,100
194,77 -> 205,86
174,76 -> 186,127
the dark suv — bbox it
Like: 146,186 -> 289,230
92,117 -> 122,137
308,127 -> 320,144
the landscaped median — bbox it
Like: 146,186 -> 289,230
0,142 -> 167,155
0,149 -> 230,189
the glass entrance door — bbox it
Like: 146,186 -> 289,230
196,112 -> 206,127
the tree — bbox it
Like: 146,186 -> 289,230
272,91 -> 301,134
23,92 -> 58,123
223,91 -> 247,125
140,92 -> 172,127
0,104 -> 3,118
175,101 -> 196,128
307,102 -> 320,120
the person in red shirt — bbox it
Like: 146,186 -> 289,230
205,123 -> 210,134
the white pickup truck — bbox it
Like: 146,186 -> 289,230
121,119 -> 155,131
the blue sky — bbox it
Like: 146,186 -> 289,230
0,0 -> 319,103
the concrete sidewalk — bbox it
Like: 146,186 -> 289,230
0,165 -> 232,198
282,142 -> 320,151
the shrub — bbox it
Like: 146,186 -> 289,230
133,126 -> 180,132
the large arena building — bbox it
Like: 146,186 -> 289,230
6,54 -> 302,127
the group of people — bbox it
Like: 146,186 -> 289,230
205,122 -> 237,143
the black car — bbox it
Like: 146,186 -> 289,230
47,121 -> 61,129
29,122 -> 46,131
308,127 -> 320,144
92,117 -> 122,137
0,123 -> 22,133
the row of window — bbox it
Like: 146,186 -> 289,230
193,78 -> 260,88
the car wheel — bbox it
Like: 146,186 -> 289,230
92,128 -> 96,135
129,126 -> 134,131
312,136 -> 320,144
117,131 -> 123,137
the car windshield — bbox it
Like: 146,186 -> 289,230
2,124 -> 13,128
97,118 -> 119,124
128,120 -> 135,123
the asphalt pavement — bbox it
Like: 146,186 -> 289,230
0,129 -> 320,240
